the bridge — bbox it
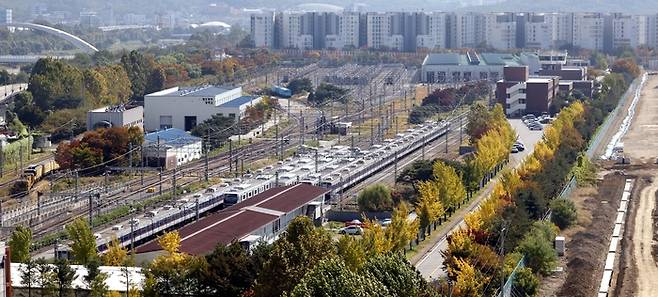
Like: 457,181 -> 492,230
1,22 -> 98,53
0,55 -> 74,64
1,83 -> 28,103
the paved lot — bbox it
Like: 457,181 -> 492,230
414,119 -> 544,280
623,75 -> 658,163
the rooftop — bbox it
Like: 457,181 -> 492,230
219,95 -> 260,108
144,128 -> 201,147
90,104 -> 142,113
136,183 -> 328,255
146,85 -> 239,98
423,52 -> 524,67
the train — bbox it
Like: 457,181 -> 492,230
271,85 -> 293,98
12,159 -> 59,196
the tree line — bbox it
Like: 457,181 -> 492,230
435,58 -> 640,296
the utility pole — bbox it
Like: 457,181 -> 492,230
172,167 -> 177,198
195,198 -> 200,221
74,170 -> 79,202
300,110 -> 304,148
445,124 -> 449,154
205,128 -> 210,182
140,145 -> 144,186
88,192 -> 93,225
459,116 -> 463,145
159,168 -> 163,196
394,150 -> 398,184
18,145 -> 23,176
422,134 -> 426,160
229,139 -> 233,172
128,143 -> 133,170
314,149 -> 319,173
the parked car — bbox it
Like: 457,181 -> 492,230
344,219 -> 365,227
529,125 -> 543,131
511,146 -> 519,153
339,225 -> 363,235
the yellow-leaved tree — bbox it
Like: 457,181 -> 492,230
102,236 -> 128,266
433,161 -> 468,212
384,202 -> 419,252
415,180 -> 444,235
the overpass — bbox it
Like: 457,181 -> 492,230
1,22 -> 98,53
1,83 -> 28,103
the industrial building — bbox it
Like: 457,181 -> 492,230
135,183 -> 328,261
142,128 -> 202,169
144,85 -> 262,132
86,104 -> 144,131
420,51 -> 540,83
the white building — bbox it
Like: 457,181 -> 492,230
572,13 -> 606,51
144,86 -> 262,132
525,13 -> 557,49
611,14 -> 647,50
339,11 -> 360,48
250,11 -> 275,48
0,8 -> 12,24
280,11 -> 303,48
450,12 -> 486,48
485,13 -> 517,50
143,128 -> 202,169
86,104 -> 144,131
416,12 -> 448,50
366,12 -> 391,50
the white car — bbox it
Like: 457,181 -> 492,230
339,225 -> 363,235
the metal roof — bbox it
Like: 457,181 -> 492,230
136,183 -> 328,255
424,52 -> 523,67
219,95 -> 260,108
150,86 -> 237,97
423,53 -> 462,65
144,128 -> 201,147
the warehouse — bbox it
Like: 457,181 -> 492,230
144,85 -> 262,132
142,128 -> 202,169
420,51 -> 540,83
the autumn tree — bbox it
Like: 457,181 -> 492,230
9,225 -> 32,263
65,218 -> 98,265
103,236 -> 128,266
433,161 -> 467,213
384,202 -> 418,252
336,236 -> 366,271
415,180 -> 444,235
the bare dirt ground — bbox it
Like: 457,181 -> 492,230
612,74 -> 658,296
623,75 -> 658,163
546,173 -> 624,297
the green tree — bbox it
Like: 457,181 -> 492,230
9,225 -> 32,263
286,78 -> 313,94
255,216 -> 334,297
28,58 -> 84,110
550,199 -> 578,230
307,83 -> 348,105
98,64 -> 132,103
121,51 -> 162,100
53,258 -> 76,297
19,259 -> 38,297
362,254 -> 436,297
516,222 -> 558,276
35,258 -> 57,297
12,91 -> 46,128
84,256 -> 109,297
289,258 -> 389,297
65,218 -> 98,265
357,184 -> 394,212
199,242 -> 256,296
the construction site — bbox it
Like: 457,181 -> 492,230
538,73 -> 658,297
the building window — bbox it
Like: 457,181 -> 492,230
228,113 -> 236,118
273,219 -> 281,233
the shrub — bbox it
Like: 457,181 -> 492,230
550,199 -> 578,229
357,184 -> 394,212
516,223 -> 558,276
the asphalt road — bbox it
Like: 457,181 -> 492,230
414,119 -> 544,280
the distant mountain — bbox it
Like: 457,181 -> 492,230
2,0 -> 655,22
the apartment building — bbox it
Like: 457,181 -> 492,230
416,12 -> 449,50
525,13 -> 557,49
449,12 -> 486,48
611,14 -> 647,50
250,10 -> 652,52
572,13 -> 606,52
485,12 -> 517,50
250,11 -> 275,48
339,11 -> 361,48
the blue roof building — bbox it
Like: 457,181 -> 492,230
143,128 -> 203,169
